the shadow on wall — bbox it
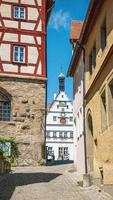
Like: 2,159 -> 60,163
0,172 -> 62,200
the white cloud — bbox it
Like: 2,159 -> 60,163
49,9 -> 71,30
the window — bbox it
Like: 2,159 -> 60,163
59,132 -> 63,138
64,147 -> 68,156
14,6 -> 25,19
101,90 -> 107,132
46,131 -> 50,138
58,147 -> 68,157
64,132 -> 67,138
53,131 -> 57,138
70,117 -> 73,122
70,132 -> 73,138
87,113 -> 93,136
59,101 -> 66,107
57,105 -> 59,109
48,147 -> 53,155
58,147 -> 63,157
101,19 -> 107,51
13,46 -> 25,63
108,78 -> 113,126
0,92 -> 11,121
53,116 -> 57,121
89,43 -> 96,75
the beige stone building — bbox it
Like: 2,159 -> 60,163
0,0 -> 54,166
68,0 -> 113,185
82,0 -> 113,184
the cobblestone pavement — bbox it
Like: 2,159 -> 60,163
0,164 -> 113,200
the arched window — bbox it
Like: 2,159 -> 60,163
0,91 -> 11,121
87,111 -> 93,136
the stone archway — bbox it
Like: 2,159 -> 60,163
87,110 -> 94,173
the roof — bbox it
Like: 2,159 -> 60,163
58,73 -> 65,79
70,21 -> 83,42
67,0 -> 105,77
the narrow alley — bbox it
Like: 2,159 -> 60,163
0,164 -> 113,200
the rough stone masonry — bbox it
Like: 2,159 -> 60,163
0,77 -> 46,166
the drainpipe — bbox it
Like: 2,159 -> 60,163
76,40 -> 91,186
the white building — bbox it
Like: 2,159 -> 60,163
46,73 -> 74,161
67,21 -> 85,174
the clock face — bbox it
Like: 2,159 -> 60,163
60,117 -> 66,124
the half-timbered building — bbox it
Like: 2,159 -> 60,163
0,0 -> 54,166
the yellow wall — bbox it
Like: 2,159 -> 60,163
85,0 -> 113,184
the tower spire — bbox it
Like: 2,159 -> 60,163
58,73 -> 65,92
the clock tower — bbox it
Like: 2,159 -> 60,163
46,73 -> 74,161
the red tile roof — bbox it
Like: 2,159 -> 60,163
70,21 -> 83,42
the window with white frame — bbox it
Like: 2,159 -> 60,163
13,46 -> 25,63
14,6 -> 25,19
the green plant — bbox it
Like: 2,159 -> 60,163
0,138 -> 19,163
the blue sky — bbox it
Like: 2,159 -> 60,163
47,0 -> 90,103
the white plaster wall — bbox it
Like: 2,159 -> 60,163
3,0 -> 18,3
21,22 -> 35,30
28,47 -> 38,64
21,35 -> 35,44
21,66 -> 35,74
0,4 -> 11,18
28,8 -> 39,21
46,91 -> 74,162
3,64 -> 18,73
0,44 -> 10,61
4,33 -> 18,42
21,0 -> 35,5
73,52 -> 85,174
37,0 -> 42,6
4,20 -> 18,29
37,20 -> 42,32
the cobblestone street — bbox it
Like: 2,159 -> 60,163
0,164 -> 113,200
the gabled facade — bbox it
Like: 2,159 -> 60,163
46,74 -> 74,161
0,0 -> 54,166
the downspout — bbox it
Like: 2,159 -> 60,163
82,47 -> 88,174
76,40 -> 88,174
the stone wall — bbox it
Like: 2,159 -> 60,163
0,77 -> 46,166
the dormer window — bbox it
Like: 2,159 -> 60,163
13,46 -> 25,63
14,6 -> 25,20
